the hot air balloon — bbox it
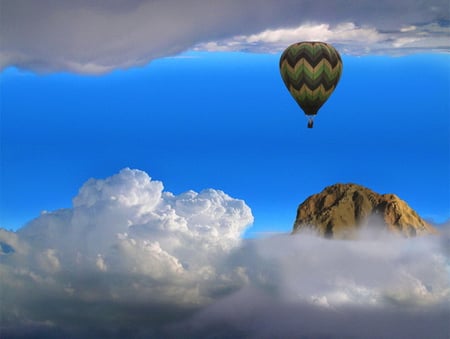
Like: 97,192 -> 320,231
279,41 -> 343,128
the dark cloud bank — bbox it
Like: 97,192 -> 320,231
1,169 -> 449,338
0,0 -> 449,73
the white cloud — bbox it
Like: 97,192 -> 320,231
73,167 -> 163,211
173,230 -> 450,338
195,22 -> 450,55
1,169 -> 253,307
247,22 -> 382,45
401,25 -> 417,32
0,169 -> 449,338
0,0 -> 449,73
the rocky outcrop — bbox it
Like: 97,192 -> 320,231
293,183 -> 437,238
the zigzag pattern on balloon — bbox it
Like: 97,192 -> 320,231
281,59 -> 341,91
279,42 -> 343,116
281,42 -> 341,68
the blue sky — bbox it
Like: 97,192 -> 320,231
1,52 -> 449,234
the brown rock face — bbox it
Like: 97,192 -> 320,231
293,183 -> 437,238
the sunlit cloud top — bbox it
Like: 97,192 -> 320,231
0,0 -> 449,74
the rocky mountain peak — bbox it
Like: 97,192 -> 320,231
293,183 -> 437,238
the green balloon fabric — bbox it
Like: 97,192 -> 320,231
279,41 -> 343,117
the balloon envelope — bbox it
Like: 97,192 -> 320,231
279,41 -> 343,117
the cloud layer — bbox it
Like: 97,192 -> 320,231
1,168 -> 449,338
0,0 -> 449,73
196,22 -> 450,56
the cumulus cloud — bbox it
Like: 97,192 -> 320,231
0,0 -> 448,73
0,168 -> 253,336
1,169 -> 449,338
